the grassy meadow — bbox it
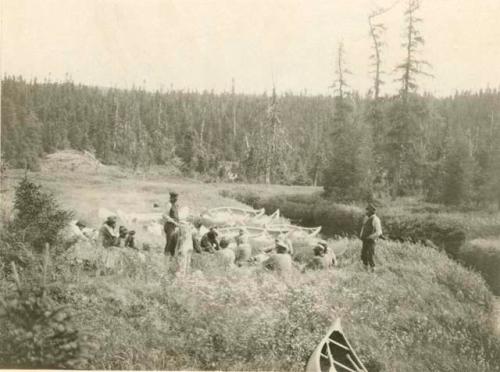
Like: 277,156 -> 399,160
1,164 -> 500,371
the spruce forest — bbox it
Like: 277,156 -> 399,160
2,0 -> 500,208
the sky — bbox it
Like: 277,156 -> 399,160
2,0 -> 500,96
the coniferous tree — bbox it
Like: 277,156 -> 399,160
441,133 -> 475,206
386,0 -> 432,197
323,44 -> 373,201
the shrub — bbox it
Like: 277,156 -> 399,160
0,228 -> 36,276
226,189 -> 262,208
0,261 -> 93,369
381,212 -> 467,257
11,177 -> 73,251
459,238 -> 500,295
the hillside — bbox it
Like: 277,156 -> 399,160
1,162 -> 500,371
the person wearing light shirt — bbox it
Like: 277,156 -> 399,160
359,204 -> 383,272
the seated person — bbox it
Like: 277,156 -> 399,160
305,240 -> 336,270
125,230 -> 136,249
79,222 -> 98,241
118,226 -> 128,247
98,216 -> 120,248
278,234 -> 294,255
192,220 -> 203,254
235,238 -> 252,266
200,227 -> 220,253
235,228 -> 249,246
262,240 -> 293,276
217,237 -> 236,266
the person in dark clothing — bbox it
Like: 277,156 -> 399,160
164,191 -> 180,256
200,227 -> 219,253
359,204 -> 383,272
125,230 -> 136,249
99,216 -> 120,248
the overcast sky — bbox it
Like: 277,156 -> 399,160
2,0 -> 500,96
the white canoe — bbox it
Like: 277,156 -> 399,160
306,319 -> 367,372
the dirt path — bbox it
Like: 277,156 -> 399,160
493,297 -> 500,337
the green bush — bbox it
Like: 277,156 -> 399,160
381,213 -> 467,257
11,178 -> 73,251
0,261 -> 93,369
0,227 -> 36,274
459,238 -> 500,295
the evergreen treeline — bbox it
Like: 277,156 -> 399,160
1,76 -> 500,207
2,1 -> 500,208
1,76 -> 334,184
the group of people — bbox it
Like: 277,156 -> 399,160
89,191 -> 383,274
98,215 -> 137,249
162,191 -> 229,256
161,191 -> 343,274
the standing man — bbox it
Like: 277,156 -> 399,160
164,191 -> 180,256
359,204 -> 383,272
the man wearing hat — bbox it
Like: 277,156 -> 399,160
262,239 -> 293,276
164,191 -> 180,256
99,216 -> 120,248
359,204 -> 383,272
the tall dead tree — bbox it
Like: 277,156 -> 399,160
330,42 -> 351,100
264,86 -> 280,184
368,0 -> 401,99
232,77 -> 237,138
368,10 -> 386,100
395,0 -> 432,102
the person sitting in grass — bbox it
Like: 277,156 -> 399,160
118,226 -> 128,247
235,228 -> 248,246
125,230 -> 136,249
277,233 -> 294,255
262,239 -> 292,276
191,220 -> 203,254
200,227 -> 220,253
99,216 -> 120,248
77,220 -> 98,241
305,240 -> 335,271
217,237 -> 236,267
235,228 -> 252,266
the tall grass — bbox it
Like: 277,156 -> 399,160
2,171 -> 499,370
30,240 -> 500,371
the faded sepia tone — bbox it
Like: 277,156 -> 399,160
1,1 -> 500,371
2,0 -> 500,94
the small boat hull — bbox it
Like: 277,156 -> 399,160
306,319 -> 367,372
200,207 -> 266,227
